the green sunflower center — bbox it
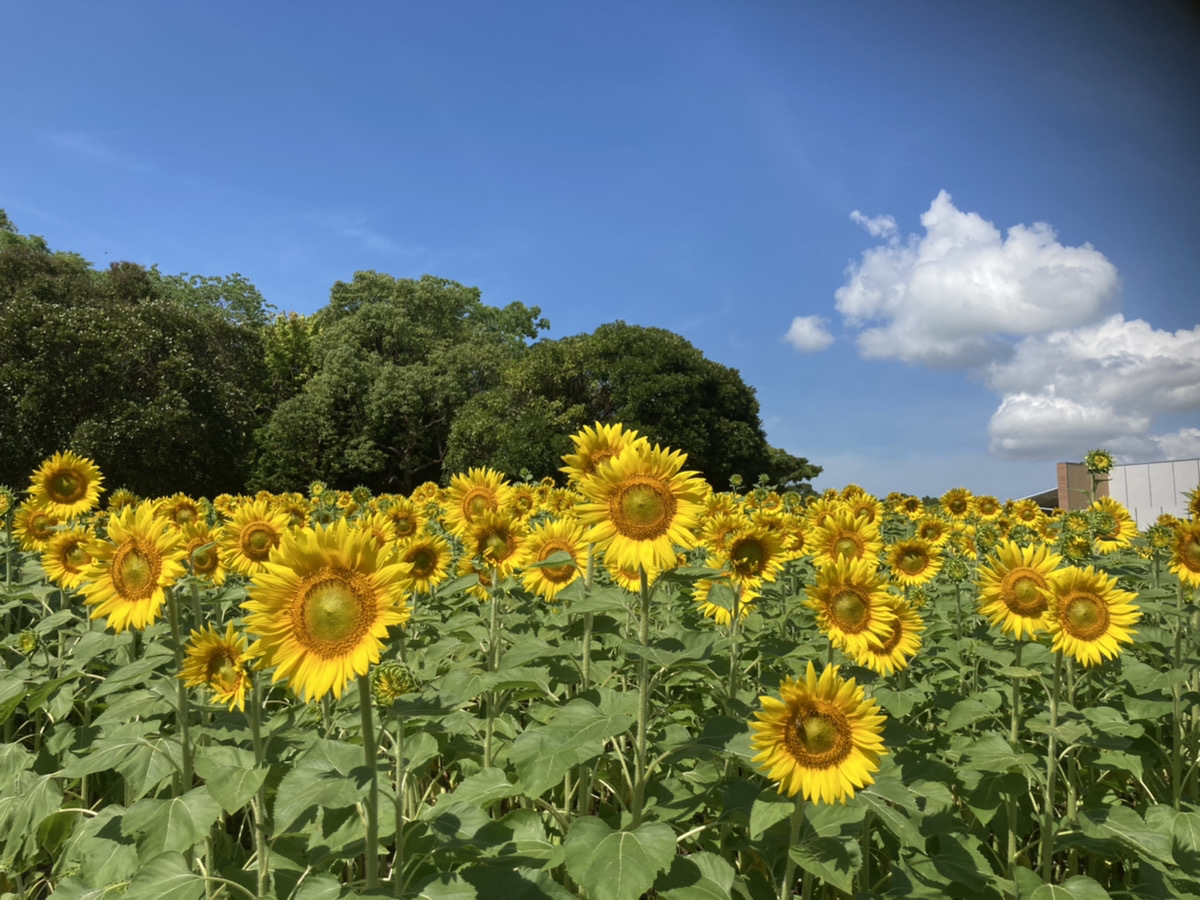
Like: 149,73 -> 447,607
465,490 -> 494,519
394,515 -> 417,536
300,572 -> 373,652
785,702 -> 852,768
189,541 -> 218,575
1182,538 -> 1200,571
483,530 -> 513,561
1002,570 -> 1048,616
731,538 -> 767,576
112,541 -> 159,601
612,476 -> 677,541
832,589 -> 868,629
1063,591 -> 1110,641
30,513 -> 56,540
409,547 -> 437,578
241,523 -> 279,562
538,541 -> 577,583
897,549 -> 928,575
49,470 -> 85,503
64,542 -> 91,571
833,535 -> 861,559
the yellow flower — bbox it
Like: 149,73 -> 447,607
973,494 -> 1003,520
977,540 -> 1060,640
179,621 -> 255,711
522,518 -> 587,602
1045,565 -> 1140,666
1084,448 -> 1115,475
750,662 -> 888,804
850,596 -> 924,676
396,534 -> 453,595
940,487 -> 973,521
243,519 -> 412,701
1090,497 -> 1137,554
808,510 -> 883,568
886,538 -> 942,587
156,493 -> 202,530
720,523 -> 788,587
1169,521 -> 1200,588
443,467 -> 512,535
913,516 -> 952,548
28,450 -> 104,518
41,526 -> 95,590
78,503 -> 187,632
13,498 -> 61,551
560,421 -> 648,483
576,443 -> 707,575
181,521 -> 226,585
220,499 -> 292,577
805,557 -> 895,656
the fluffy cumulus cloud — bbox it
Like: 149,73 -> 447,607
785,315 -> 834,352
835,191 -> 1120,368
986,315 -> 1200,459
829,192 -> 1200,462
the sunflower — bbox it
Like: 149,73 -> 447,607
977,540 -> 1059,639
157,493 -> 202,530
396,534 -> 453,595
0,486 -> 13,519
243,519 -> 412,701
1011,498 -> 1043,525
522,518 -> 586,602
805,496 -> 841,531
913,516 -> 951,548
78,503 -> 187,632
940,487 -> 973,521
807,510 -> 883,568
720,523 -> 788,587
700,512 -> 745,555
1090,497 -> 1137,553
560,422 -> 649,483
750,661 -> 888,804
1186,489 -> 1200,521
886,538 -> 942,587
41,526 -> 95,590
1169,520 -> 1200,588
27,450 -> 104,518
973,494 -> 1003,520
1044,565 -> 1140,665
576,443 -> 707,575
703,491 -> 742,519
272,493 -> 312,528
443,467 -> 512,535
13,499 -> 61,551
179,621 -> 255,711
220,499 -> 292,577
897,495 -> 924,518
693,578 -> 758,626
848,494 -> 882,526
380,496 -> 425,542
181,521 -> 226,585
505,483 -> 538,521
354,511 -> 400,550
463,511 -> 529,579
806,557 -> 895,656
1084,448 -> 1115,476
850,596 -> 924,676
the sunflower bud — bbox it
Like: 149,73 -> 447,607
371,661 -> 419,707
943,557 -> 971,583
17,630 -> 39,656
1084,448 -> 1115,476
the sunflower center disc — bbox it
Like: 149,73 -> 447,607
175,507 -> 196,526
31,514 -> 55,540
113,544 -> 158,600
303,576 -> 368,648
65,543 -> 90,571
832,590 -> 868,629
395,517 -> 416,536
799,715 -> 840,755
615,479 -> 675,540
732,539 -> 766,575
1184,540 -> 1200,570
191,544 -> 217,574
243,525 -> 277,561
466,491 -> 492,519
484,532 -> 512,561
1064,593 -> 1110,641
50,471 -> 84,503
833,536 -> 861,559
1004,572 -> 1047,615
539,542 -> 576,583
899,551 -> 927,575
411,549 -> 436,577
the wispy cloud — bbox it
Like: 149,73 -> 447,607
317,211 -> 430,257
46,132 -> 151,173
784,315 -> 834,352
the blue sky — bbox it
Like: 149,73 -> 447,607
4,1 -> 1199,499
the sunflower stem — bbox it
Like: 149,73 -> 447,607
393,713 -> 406,898
1041,651 -> 1064,882
727,584 -> 742,711
631,566 -> 652,828
166,587 -> 193,795
485,567 -> 503,769
247,673 -> 270,897
358,675 -> 380,890
1007,640 -> 1023,878
1066,658 -> 1079,874
1174,579 -> 1186,809
581,544 -> 595,690
779,795 -> 805,900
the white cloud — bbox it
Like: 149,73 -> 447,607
835,190 -> 1120,368
785,315 -> 834,352
849,210 -> 897,240
985,315 -> 1200,459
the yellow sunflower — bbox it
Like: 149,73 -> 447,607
354,511 -> 399,550
41,526 -> 95,590
179,621 -> 255,712
381,496 -> 426,542
27,450 -> 104,518
885,538 -> 942,587
505,483 -> 538,521
719,523 -> 788,587
848,494 -> 882,526
805,495 -> 841,531
13,498 -> 61,551
850,596 -> 924,676
700,512 -> 745,555
913,516 -> 951,548
1045,564 -> 1140,666
1168,520 -> 1200,588
898,495 -> 924,518
560,421 -> 649,483
522,518 -> 587,602
750,661 -> 888,804
977,540 -> 1060,640
973,494 -> 1003,520
807,510 -> 883,568
443,467 -> 512,535
78,503 -> 187,632
1011,498 -> 1043,525
941,487 -> 973,521
272,493 -> 312,529
462,511 -> 530,580
220,499 -> 292,577
576,443 -> 707,575
805,557 -> 895,656
396,534 -> 453,595
1090,497 -> 1137,554
156,493 -> 202,530
181,521 -> 226,585
243,519 -> 412,701
1084,448 -> 1115,476
693,578 -> 758,626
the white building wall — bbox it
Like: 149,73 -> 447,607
1107,458 -> 1199,526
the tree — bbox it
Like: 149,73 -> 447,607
444,321 -> 821,491
250,272 -> 548,494
0,212 -> 271,497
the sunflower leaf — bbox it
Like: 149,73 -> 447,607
655,850 -> 736,899
1026,874 -> 1112,899
563,817 -> 675,900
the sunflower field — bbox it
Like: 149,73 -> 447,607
2,430 -> 1200,900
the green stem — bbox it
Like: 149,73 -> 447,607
248,673 -> 270,897
631,567 -> 652,827
166,588 -> 193,794
393,713 -> 406,898
1007,641 -> 1023,878
1041,651 -> 1063,882
779,795 -> 805,900
728,585 -> 742,710
359,676 -> 380,890
485,569 -> 503,768
581,544 -> 595,690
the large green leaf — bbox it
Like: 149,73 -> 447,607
122,788 -> 223,860
121,851 -> 206,900
194,743 -> 268,813
0,771 -> 64,868
1079,805 -> 1174,866
1028,875 -> 1112,899
434,767 -> 523,809
857,777 -> 925,847
273,738 -> 373,835
563,818 -> 676,900
787,804 -> 864,894
461,865 -> 579,899
655,851 -> 736,899
510,689 -> 637,798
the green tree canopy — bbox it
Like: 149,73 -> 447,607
250,272 -> 549,494
0,213 -> 271,497
444,321 -> 821,491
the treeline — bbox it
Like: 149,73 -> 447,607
0,211 -> 819,498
